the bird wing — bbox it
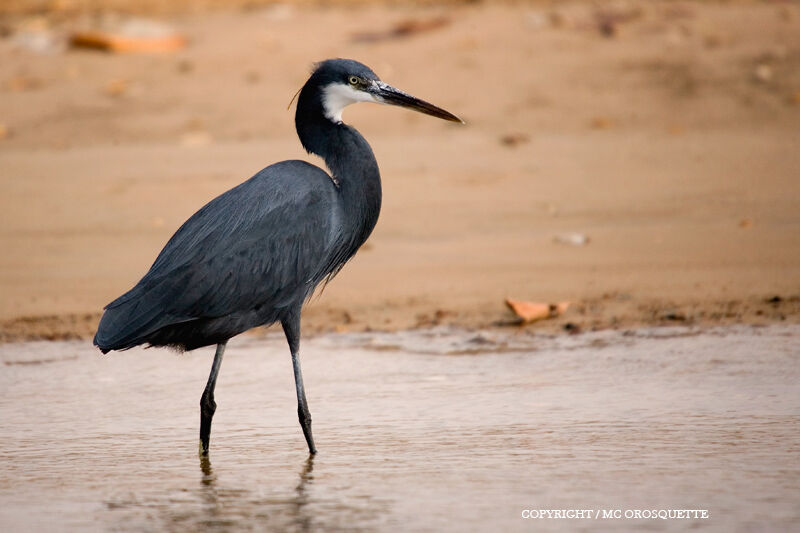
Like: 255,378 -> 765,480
96,161 -> 342,348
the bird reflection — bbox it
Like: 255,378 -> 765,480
292,454 -> 315,532
197,454 -> 222,523
199,454 -> 215,486
196,453 -> 316,531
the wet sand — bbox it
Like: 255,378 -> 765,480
1,1 -> 800,340
1,325 -> 798,531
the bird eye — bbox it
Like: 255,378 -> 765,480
348,76 -> 359,86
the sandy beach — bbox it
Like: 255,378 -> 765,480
1,1 -> 799,340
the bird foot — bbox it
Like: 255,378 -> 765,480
199,439 -> 210,457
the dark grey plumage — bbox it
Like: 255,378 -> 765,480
95,160 -> 350,352
94,58 -> 461,455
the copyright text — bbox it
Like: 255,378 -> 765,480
521,509 -> 710,520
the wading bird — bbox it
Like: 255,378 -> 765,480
94,59 -> 462,456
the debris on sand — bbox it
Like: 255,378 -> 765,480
547,4 -> 643,35
506,299 -> 570,324
554,233 -> 590,246
352,16 -> 450,43
753,64 -> 773,83
594,6 -> 643,38
660,310 -> 687,321
499,133 -> 529,147
590,116 -> 614,129
71,17 -> 186,53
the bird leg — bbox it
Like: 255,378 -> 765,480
292,350 -> 316,454
282,315 -> 317,455
199,341 -> 227,456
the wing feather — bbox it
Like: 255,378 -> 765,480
95,161 -> 341,350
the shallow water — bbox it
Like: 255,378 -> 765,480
1,325 -> 798,532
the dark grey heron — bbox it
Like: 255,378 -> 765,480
94,58 -> 462,456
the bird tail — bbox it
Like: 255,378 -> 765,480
93,285 -> 184,353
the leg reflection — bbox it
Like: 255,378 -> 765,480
193,453 -> 318,531
198,454 -> 220,519
292,454 -> 315,532
199,454 -> 216,487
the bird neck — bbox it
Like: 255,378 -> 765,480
295,89 -> 382,247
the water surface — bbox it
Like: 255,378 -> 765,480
1,325 -> 798,531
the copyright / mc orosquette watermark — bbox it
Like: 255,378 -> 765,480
521,509 -> 710,520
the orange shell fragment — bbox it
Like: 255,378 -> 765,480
71,30 -> 186,53
506,298 -> 570,323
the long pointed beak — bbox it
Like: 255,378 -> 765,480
370,81 -> 464,123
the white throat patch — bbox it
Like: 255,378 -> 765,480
322,83 -> 379,123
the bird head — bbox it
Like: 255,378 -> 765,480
303,58 -> 463,124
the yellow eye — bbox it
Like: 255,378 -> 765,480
348,76 -> 359,86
